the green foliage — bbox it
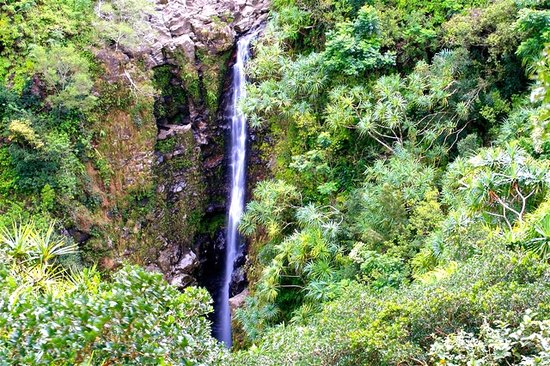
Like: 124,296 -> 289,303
270,0 -> 351,48
511,197 -> 550,260
156,138 -> 176,154
531,47 -> 550,153
238,181 -> 355,337
443,142 -> 549,230
443,0 -> 520,61
357,48 -> 475,154
235,0 -> 550,359
8,128 -> 83,199
31,45 -> 97,113
323,5 -> 395,76
93,150 -> 113,187
525,213 -> 550,259
430,311 -> 550,365
40,184 -> 56,212
0,147 -> 16,198
0,220 -> 78,294
240,180 -> 301,239
0,0 -> 94,88
0,0 -> 162,233
0,266 -> 227,365
373,0 -> 489,66
516,7 -> 550,67
0,0 -> 113,216
349,243 -> 406,289
152,65 -> 189,124
233,251 -> 550,365
349,150 -> 443,261
7,119 -> 44,148
94,0 -> 156,51
457,133 -> 482,156
0,220 -> 227,365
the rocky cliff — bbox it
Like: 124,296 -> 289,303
149,0 -> 269,66
80,0 -> 269,288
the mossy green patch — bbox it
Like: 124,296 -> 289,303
197,49 -> 233,116
153,65 -> 189,123
156,137 -> 177,154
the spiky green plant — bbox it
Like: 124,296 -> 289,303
0,220 -> 78,294
526,214 -> 550,259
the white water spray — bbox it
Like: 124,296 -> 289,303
215,28 -> 261,348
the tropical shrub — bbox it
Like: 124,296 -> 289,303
0,220 -> 227,365
430,311 -> 550,366
233,250 -> 550,365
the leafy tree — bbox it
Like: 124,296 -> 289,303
349,243 -> 407,289
240,180 -> 302,240
0,266 -> 228,365
323,5 -> 395,76
94,0 -> 157,51
0,0 -> 94,88
349,149 -> 442,257
444,143 -> 549,230
8,129 -> 82,199
239,181 -> 353,337
7,119 -> 44,148
443,0 -> 520,62
357,48 -> 476,154
526,213 -> 550,259
31,45 -> 96,113
271,0 -> 351,49
516,7 -> 550,67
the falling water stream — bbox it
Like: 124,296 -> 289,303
213,28 -> 261,348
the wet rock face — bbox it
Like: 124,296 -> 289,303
156,245 -> 199,288
147,0 -> 270,67
229,288 -> 248,313
116,0 -> 270,289
230,266 -> 246,296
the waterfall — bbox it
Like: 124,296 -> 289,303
214,28 -> 261,348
